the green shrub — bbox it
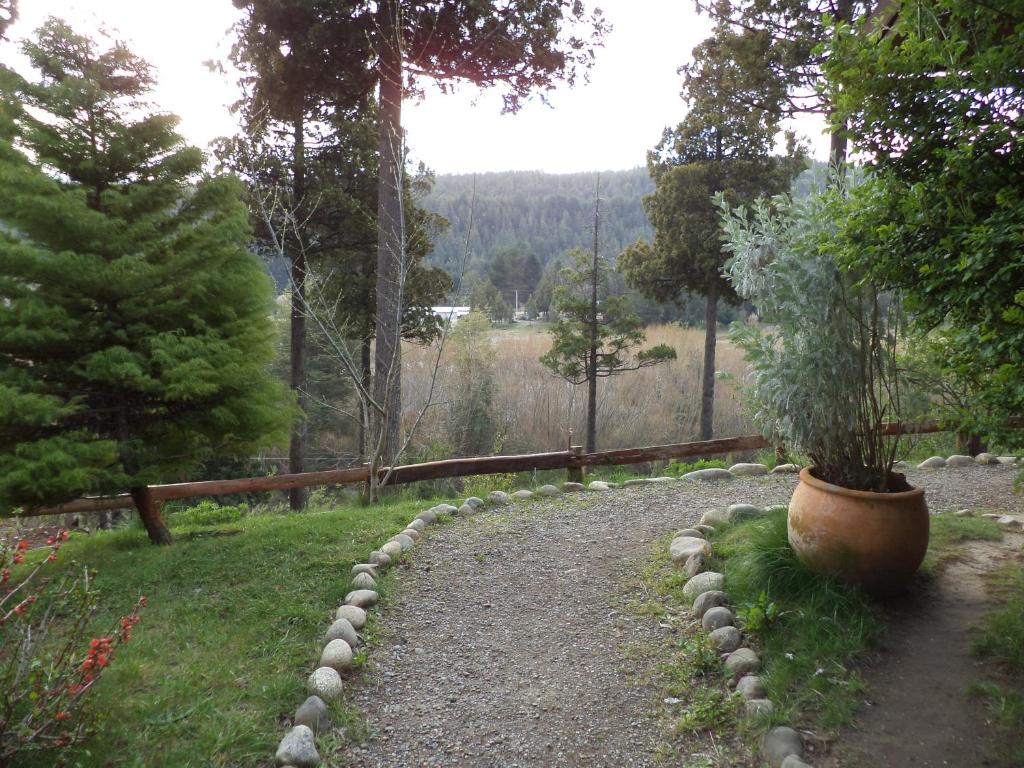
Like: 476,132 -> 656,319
169,500 -> 243,528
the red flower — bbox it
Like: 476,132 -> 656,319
55,710 -> 69,721
17,540 -> 28,551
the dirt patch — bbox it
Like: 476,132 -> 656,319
824,532 -> 1024,767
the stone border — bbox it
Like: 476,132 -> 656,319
668,502 -> 812,768
916,452 -> 1020,469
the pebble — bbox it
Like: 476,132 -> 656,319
325,617 -> 359,647
335,604 -> 366,630
682,468 -> 734,482
997,515 -> 1023,531
294,695 -> 330,735
391,533 -> 415,551
709,625 -> 742,653
562,482 -> 585,492
345,589 -> 379,608
918,456 -> 947,469
736,675 -> 766,700
727,503 -> 763,522
670,536 -> 712,563
380,541 -> 403,561
762,726 -> 803,766
724,647 -> 761,676
588,481 -> 611,491
946,454 -> 974,467
683,552 -> 707,578
350,572 -> 376,590
955,508 -> 973,517
487,491 -> 511,504
702,606 -> 735,632
275,724 -> 320,767
771,463 -> 800,474
729,462 -> 769,476
306,667 -> 343,700
463,497 -> 485,509
536,484 -> 562,496
692,590 -> 729,618
744,698 -> 774,717
320,638 -> 353,671
407,518 -> 427,532
351,563 -> 379,577
511,490 -> 534,500
683,571 -> 725,602
622,478 -> 648,487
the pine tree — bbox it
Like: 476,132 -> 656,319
0,18 -> 290,544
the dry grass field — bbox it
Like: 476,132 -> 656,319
401,322 -> 754,456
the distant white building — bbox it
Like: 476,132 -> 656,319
431,306 -> 472,325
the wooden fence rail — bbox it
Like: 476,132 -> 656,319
19,419 -> 1015,519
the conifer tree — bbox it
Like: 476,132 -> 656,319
0,18 -> 290,544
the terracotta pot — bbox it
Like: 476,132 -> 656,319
788,467 -> 929,595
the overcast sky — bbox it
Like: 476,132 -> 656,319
3,0 -> 830,174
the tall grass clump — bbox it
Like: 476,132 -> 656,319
714,510 -> 884,728
975,564 -> 1024,672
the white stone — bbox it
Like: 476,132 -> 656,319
414,510 -> 437,524
294,695 -> 329,735
682,468 -> 734,482
762,726 -> 803,766
536,484 -> 561,496
345,589 -> 379,608
306,667 -> 343,700
997,456 -> 1019,465
457,503 -> 475,516
511,490 -> 534,500
683,571 -> 725,601
744,698 -> 774,717
729,463 -> 769,476
670,536 -> 712,564
276,725 -> 320,767
702,606 -> 735,632
431,504 -> 459,515
918,456 -> 947,469
736,675 -> 765,700
487,491 -> 511,504
562,482 -> 585,492
391,533 -> 415,551
407,518 -> 426,532
350,572 -> 376,590
709,625 -> 742,653
325,617 -> 359,647
319,639 -> 353,671
367,550 -> 391,568
400,528 -> 420,541
380,540 -> 403,561
770,463 -> 800,474
588,481 -> 611,491
674,528 -> 704,540
781,756 -> 813,768
463,496 -> 485,509
622,478 -> 647,487
976,452 -> 998,465
649,476 -> 675,483
699,508 -> 730,526
947,454 -> 974,467
351,563 -> 378,577
727,503 -> 763,522
335,604 -> 366,630
692,590 -> 729,618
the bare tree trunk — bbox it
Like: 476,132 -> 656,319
829,0 -> 853,172
586,175 -> 600,454
373,0 -> 404,467
700,282 -> 718,442
288,115 -> 308,511
130,485 -> 172,546
359,335 -> 372,461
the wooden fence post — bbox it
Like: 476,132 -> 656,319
567,445 -> 585,484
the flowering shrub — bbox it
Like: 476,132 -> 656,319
0,531 -> 146,762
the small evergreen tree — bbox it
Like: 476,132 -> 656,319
541,248 -> 675,452
0,19 -> 290,544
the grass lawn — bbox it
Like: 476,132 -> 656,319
14,494 -> 446,768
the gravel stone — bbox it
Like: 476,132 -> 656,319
325,617 -> 359,647
511,490 -> 534,500
727,503 -> 763,522
320,638 -> 354,671
345,589 -> 379,608
294,695 -> 330,735
709,625 -> 742,653
701,606 -> 735,632
487,491 -> 511,505
947,455 -> 974,467
339,467 -> 1022,768
380,541 -> 403,561
276,725 -> 320,767
744,698 -> 775,717
762,726 -> 803,766
724,647 -> 761,677
918,456 -> 948,469
692,590 -> 729,618
669,536 -> 711,563
368,550 -> 392,568
306,667 -> 343,700
351,572 -> 377,590
536,484 -> 562,496
683,571 -> 725,602
682,468 -> 734,482
736,675 -> 766,700
729,463 -> 769,477
335,604 -> 367,630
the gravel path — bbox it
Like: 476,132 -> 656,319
339,465 -> 1023,767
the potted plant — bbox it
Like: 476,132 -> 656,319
718,183 -> 928,595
